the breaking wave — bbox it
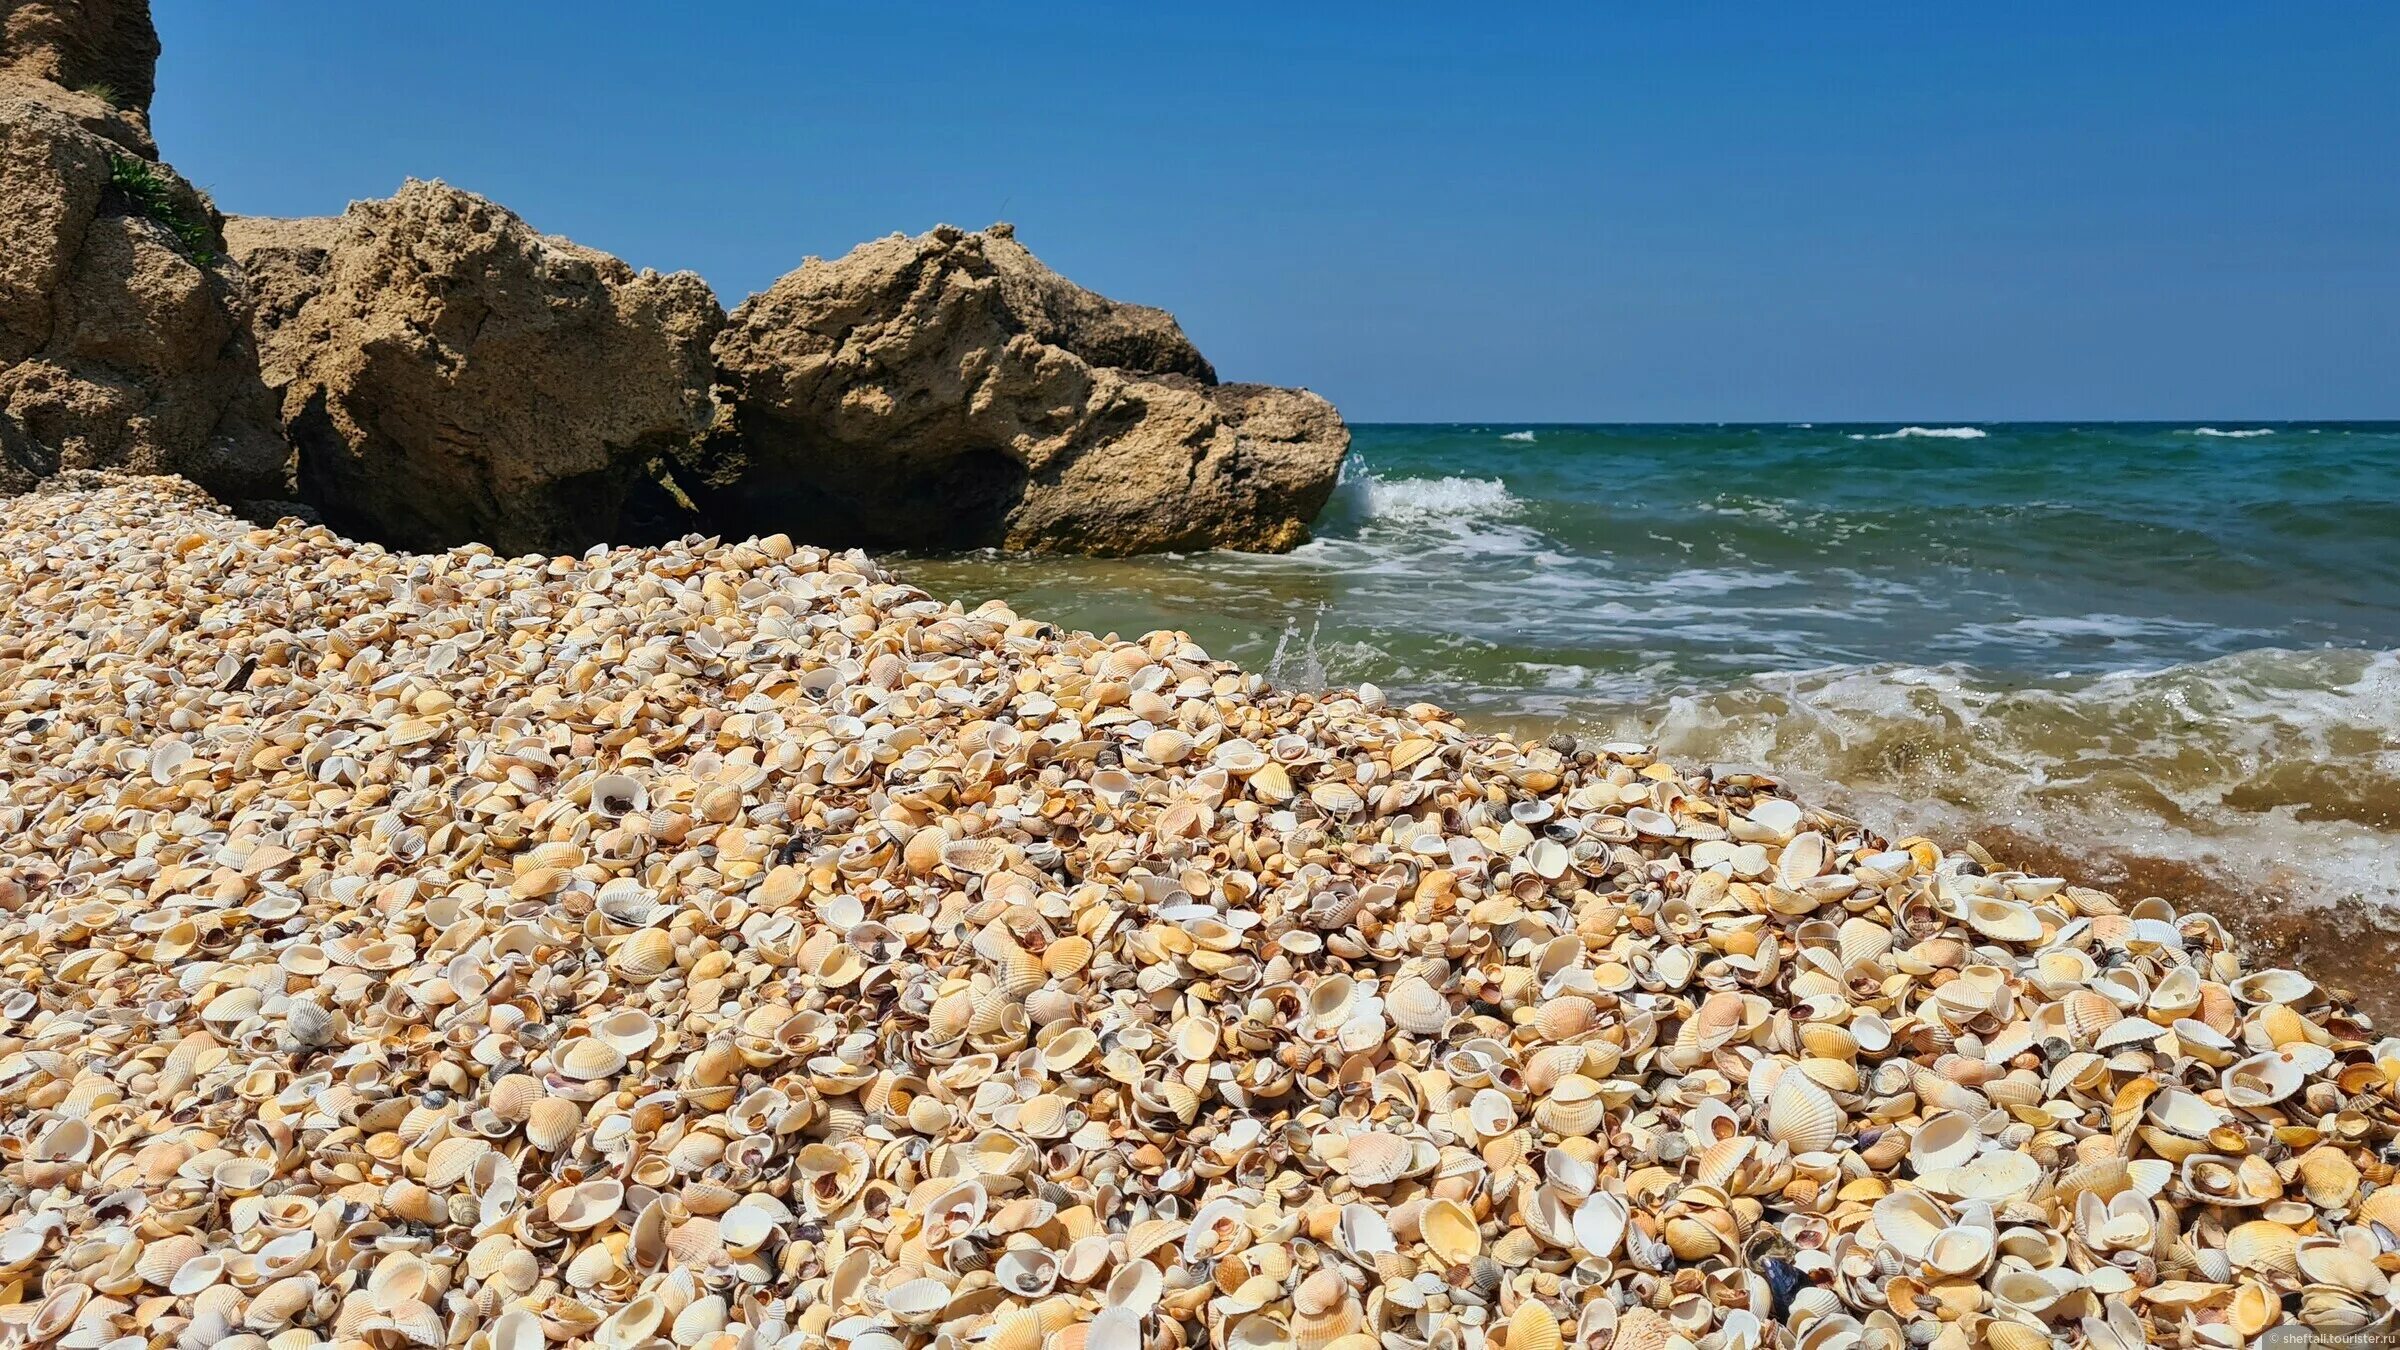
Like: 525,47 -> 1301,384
2187,427 -> 2276,438
1595,647 -> 2400,1014
1847,426 -> 1989,440
1347,471 -> 1522,526
1500,430 -> 1537,442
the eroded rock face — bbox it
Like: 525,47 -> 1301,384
702,223 -> 1347,555
229,181 -> 725,555
0,87 -> 288,500
1,0 -> 160,115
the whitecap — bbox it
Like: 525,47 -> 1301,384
1352,472 -> 1521,525
1850,425 -> 1988,441
1500,430 -> 1536,442
2185,427 -> 2274,438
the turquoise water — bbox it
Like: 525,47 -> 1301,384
904,423 -> 2400,984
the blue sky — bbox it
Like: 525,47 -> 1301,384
155,4 -> 2397,422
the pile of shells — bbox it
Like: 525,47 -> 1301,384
0,475 -> 2393,1350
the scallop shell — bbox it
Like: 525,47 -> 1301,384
1946,1149 -> 2042,1202
2223,1050 -> 2308,1106
1572,1193 -> 1628,1260
2296,1237 -> 2386,1294
1966,896 -> 2042,943
589,772 -> 647,818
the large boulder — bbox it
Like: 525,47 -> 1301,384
0,84 -> 288,500
229,181 -> 726,555
701,223 -> 1347,555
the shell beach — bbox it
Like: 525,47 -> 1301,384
1,475 -> 2393,1350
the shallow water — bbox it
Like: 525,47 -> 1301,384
902,423 -> 2400,1014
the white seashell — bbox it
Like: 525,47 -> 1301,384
1945,1150 -> 2043,1202
1872,1192 -> 1949,1263
1925,1225 -> 1995,1277
1765,1065 -> 1844,1155
589,772 -> 647,818
2230,968 -> 2315,1005
1908,1112 -> 1979,1174
1336,1202 -> 1396,1259
1573,1192 -> 1628,1260
1966,895 -> 2043,943
2223,1050 -> 2308,1107
1748,798 -> 1804,836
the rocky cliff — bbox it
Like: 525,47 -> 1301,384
0,4 -> 287,503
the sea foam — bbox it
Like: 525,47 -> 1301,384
1353,472 -> 1521,525
2186,427 -> 2275,438
1500,430 -> 1536,442
1847,426 -> 1988,441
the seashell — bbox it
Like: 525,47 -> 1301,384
1043,935 -> 1094,978
170,1252 -> 227,1296
1534,1075 -> 1607,1137
1966,895 -> 2042,943
1326,1202 -> 1394,1263
525,1097 -> 581,1151
2296,1237 -> 2386,1294
1342,1131 -> 1415,1186
556,1037 -> 627,1081
424,1136 -> 491,1188
589,772 -> 647,818
1871,1192 -> 1948,1263
1573,1193 -> 1628,1260
2223,1050 -> 2307,1106
548,1179 -> 624,1231
1533,995 -> 1596,1042
1386,977 -> 1452,1036
610,927 -> 677,982
1924,1225 -> 1994,1277
139,1234 -> 205,1286
2224,1220 -> 2301,1276
2230,968 -> 2314,1005
1508,1300 -> 1563,1350
1765,1065 -> 1844,1155
1907,1112 -> 1978,1173
2297,1147 -> 2362,1209
1419,1197 -> 1481,1266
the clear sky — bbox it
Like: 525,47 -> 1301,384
154,4 -> 2397,422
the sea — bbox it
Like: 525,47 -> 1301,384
901,423 -> 2400,1013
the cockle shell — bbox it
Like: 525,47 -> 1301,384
1765,1066 -> 1843,1155
1386,976 -> 1452,1036
1419,1198 -> 1481,1266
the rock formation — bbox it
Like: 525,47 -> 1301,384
6,0 -> 1348,557
228,181 -> 725,555
700,223 -> 1347,555
0,4 -> 288,502
2,0 -> 160,119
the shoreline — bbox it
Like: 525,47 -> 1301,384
2,473 -> 2390,1348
